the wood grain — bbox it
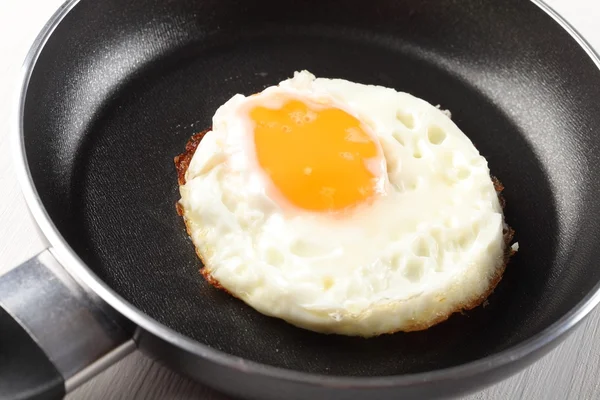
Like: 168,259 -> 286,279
1,0 -> 599,399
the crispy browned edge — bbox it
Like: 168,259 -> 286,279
174,130 -> 516,334
174,129 -> 231,293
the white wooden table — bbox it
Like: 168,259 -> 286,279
1,1 -> 600,399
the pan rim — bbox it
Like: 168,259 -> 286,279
12,0 -> 600,389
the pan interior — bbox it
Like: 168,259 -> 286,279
22,0 -> 600,376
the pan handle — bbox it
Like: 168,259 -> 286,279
0,249 -> 135,399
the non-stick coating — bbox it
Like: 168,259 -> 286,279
23,0 -> 600,377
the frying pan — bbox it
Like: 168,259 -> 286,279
2,0 -> 600,399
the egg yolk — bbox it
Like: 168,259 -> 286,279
250,98 -> 383,212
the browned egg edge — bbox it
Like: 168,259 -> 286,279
173,129 -> 516,335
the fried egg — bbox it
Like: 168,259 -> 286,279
177,70 -> 511,337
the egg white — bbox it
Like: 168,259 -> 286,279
178,70 -> 507,337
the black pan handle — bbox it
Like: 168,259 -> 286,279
0,250 -> 135,399
0,306 -> 63,400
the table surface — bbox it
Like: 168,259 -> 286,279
1,0 -> 600,399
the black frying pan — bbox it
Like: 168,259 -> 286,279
3,0 -> 600,399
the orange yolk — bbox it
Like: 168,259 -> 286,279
250,98 -> 383,212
